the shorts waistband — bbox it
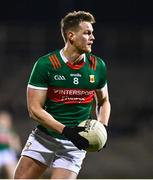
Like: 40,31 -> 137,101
33,127 -> 66,140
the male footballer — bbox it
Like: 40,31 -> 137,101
14,10 -> 111,179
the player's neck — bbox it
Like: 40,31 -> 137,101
62,46 -> 84,65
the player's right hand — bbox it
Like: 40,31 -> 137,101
62,126 -> 89,150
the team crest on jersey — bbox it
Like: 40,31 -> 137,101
89,75 -> 95,83
23,142 -> 32,151
54,75 -> 66,80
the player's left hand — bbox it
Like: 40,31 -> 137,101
103,125 -> 108,148
98,124 -> 108,151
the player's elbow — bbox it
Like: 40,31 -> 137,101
27,105 -> 38,120
28,110 -> 34,119
28,109 -> 35,119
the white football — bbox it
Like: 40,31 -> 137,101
78,119 -> 107,152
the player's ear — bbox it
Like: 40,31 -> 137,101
67,31 -> 74,44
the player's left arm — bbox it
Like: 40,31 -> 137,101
95,84 -> 111,126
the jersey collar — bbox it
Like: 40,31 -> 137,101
60,49 -> 85,64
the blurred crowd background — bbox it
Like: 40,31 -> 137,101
0,0 -> 153,178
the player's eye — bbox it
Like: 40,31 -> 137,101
84,30 -> 91,35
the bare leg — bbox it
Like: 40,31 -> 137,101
51,167 -> 77,179
13,156 -> 47,179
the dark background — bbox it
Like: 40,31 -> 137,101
0,0 -> 153,178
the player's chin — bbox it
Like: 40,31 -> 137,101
84,47 -> 92,53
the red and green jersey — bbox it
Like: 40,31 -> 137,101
28,49 -> 107,138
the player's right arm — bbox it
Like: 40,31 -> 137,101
27,87 -> 89,150
27,57 -> 65,133
27,87 -> 65,134
27,57 -> 89,150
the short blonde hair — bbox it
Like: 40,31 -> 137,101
61,11 -> 96,42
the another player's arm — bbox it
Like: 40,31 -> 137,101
95,84 -> 111,126
27,87 -> 65,134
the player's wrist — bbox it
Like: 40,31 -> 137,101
62,126 -> 71,136
62,126 -> 78,141
62,126 -> 82,138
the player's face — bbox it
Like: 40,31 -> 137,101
72,21 -> 95,54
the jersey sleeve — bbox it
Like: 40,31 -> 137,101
28,57 -> 49,89
97,58 -> 107,89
